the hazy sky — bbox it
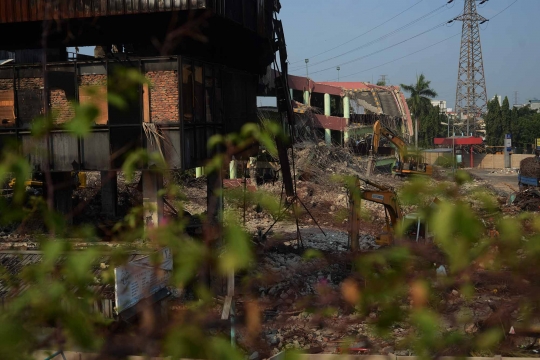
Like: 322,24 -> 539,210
279,0 -> 537,108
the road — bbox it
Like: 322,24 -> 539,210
467,169 -> 519,195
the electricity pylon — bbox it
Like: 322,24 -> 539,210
454,0 -> 488,136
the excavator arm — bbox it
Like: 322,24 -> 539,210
372,120 -> 408,161
349,176 -> 403,247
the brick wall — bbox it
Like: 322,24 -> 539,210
50,89 -> 74,123
79,74 -> 107,86
16,77 -> 43,89
0,79 -> 12,90
146,71 -> 179,122
79,74 -> 108,124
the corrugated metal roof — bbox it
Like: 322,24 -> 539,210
0,0 -> 208,23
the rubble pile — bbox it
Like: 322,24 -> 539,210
511,188 -> 540,212
294,142 -> 367,185
519,157 -> 540,178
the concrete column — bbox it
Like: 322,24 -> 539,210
324,93 -> 331,116
229,159 -> 237,179
50,172 -> 73,225
289,88 -> 294,100
303,90 -> 310,106
343,96 -> 350,144
249,157 -> 257,188
196,167 -> 204,178
142,170 -> 164,228
324,93 -> 332,145
100,171 -> 117,217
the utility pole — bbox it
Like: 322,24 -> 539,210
305,59 -> 309,78
379,75 -> 387,85
514,91 -> 518,106
454,0 -> 488,137
337,66 -> 340,82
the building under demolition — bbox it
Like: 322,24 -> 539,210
259,73 -> 413,152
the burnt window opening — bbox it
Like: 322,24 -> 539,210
310,92 -> 324,112
292,89 -> 303,103
330,95 -> 343,117
182,59 -> 224,168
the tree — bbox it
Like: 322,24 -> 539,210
501,96 -> 511,135
400,74 -> 438,148
485,97 -> 503,146
419,106 -> 445,148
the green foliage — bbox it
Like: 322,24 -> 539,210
400,73 -> 438,120
2,65 -> 540,359
418,105 -> 446,148
485,96 -> 503,146
486,95 -> 540,149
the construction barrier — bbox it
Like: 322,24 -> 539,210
422,152 -> 533,169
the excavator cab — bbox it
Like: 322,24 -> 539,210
372,120 -> 433,178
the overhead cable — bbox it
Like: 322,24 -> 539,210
322,33 -> 461,82
289,0 -> 425,65
290,2 -> 449,71
307,22 -> 448,76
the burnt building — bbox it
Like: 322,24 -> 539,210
0,0 -> 280,223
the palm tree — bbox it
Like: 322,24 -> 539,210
400,74 -> 438,148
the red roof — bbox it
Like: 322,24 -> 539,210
434,137 -> 483,146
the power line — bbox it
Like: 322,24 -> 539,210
289,0 -> 425,65
290,3 -> 449,72
490,0 -> 518,20
323,33 -> 461,82
322,0 -> 518,82
304,22 -> 448,76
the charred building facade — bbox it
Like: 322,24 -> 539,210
0,0 -> 280,223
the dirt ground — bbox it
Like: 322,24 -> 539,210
2,153 -> 540,358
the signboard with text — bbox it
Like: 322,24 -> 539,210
505,134 -> 512,152
114,248 -> 173,314
536,138 -> 540,150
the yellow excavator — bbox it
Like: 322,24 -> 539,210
371,120 -> 432,178
349,176 -> 431,247
8,171 -> 86,191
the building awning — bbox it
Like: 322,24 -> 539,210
434,137 -> 483,146
422,148 -> 453,153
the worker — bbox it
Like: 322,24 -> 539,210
535,149 -> 540,162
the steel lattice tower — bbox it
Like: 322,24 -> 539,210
454,0 -> 488,136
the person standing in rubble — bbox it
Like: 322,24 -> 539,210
535,149 -> 540,162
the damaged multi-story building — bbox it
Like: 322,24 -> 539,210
0,0 -> 281,223
259,73 -> 413,157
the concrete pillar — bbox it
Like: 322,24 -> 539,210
324,93 -> 332,145
303,90 -> 310,106
229,159 -> 237,179
249,157 -> 257,188
142,170 -> 164,228
196,167 -> 204,178
50,172 -> 73,225
324,93 -> 331,116
289,88 -> 294,100
343,96 -> 350,144
100,171 -> 117,217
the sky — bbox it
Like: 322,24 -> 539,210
277,0 -> 538,109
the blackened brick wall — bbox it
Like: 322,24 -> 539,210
146,71 -> 179,122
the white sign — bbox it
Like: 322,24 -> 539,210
114,248 -> 173,313
505,134 -> 512,152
